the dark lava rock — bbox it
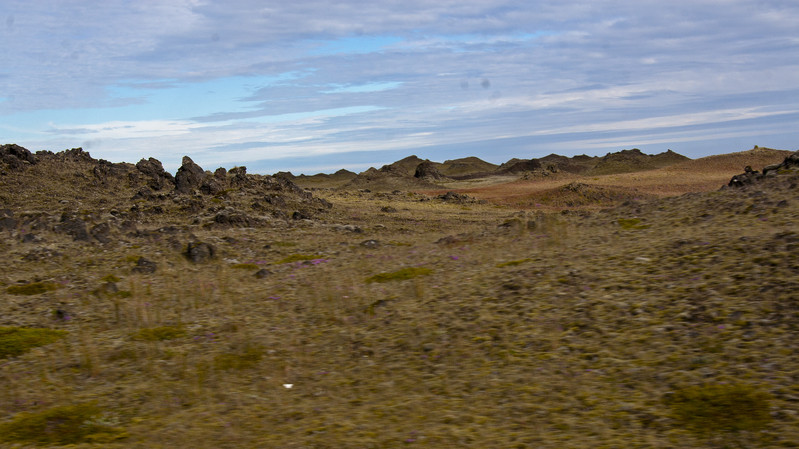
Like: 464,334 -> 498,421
254,269 -> 272,279
727,150 -> 799,188
0,209 -> 17,231
136,157 -> 174,191
214,167 -> 227,179
185,241 -> 216,263
380,206 -> 398,213
414,160 -> 449,181
212,210 -> 256,227
56,213 -> 90,241
229,166 -> 248,186
438,191 -> 474,203
175,156 -> 206,194
292,211 -> 311,220
90,222 -> 112,243
132,257 -> 158,274
0,144 -> 37,170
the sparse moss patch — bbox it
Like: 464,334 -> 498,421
213,345 -> 264,370
6,281 -> 58,295
496,258 -> 532,267
618,218 -> 651,230
665,383 -> 772,438
0,403 -> 128,445
366,267 -> 433,283
0,327 -> 67,359
131,326 -> 187,341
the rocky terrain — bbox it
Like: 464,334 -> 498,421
1,143 -> 798,448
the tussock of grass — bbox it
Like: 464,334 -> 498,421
618,217 -> 651,230
0,327 -> 67,358
6,281 -> 58,295
213,345 -> 264,370
0,403 -> 128,445
496,258 -> 532,267
131,325 -> 187,341
366,267 -> 433,283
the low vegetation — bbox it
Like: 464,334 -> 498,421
0,145 -> 798,447
0,327 -> 67,358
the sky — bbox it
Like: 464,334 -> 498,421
1,1 -> 798,175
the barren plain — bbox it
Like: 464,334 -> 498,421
1,144 -> 798,448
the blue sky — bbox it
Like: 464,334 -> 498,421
1,1 -> 798,174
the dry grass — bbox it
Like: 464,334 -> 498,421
1,150 -> 799,447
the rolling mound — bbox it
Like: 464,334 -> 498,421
586,148 -> 689,175
438,156 -> 498,177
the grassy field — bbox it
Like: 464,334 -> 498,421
1,148 -> 798,448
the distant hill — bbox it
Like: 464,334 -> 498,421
586,149 -> 689,175
664,146 -> 793,174
438,157 -> 498,177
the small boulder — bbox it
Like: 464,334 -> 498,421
254,269 -> 271,279
185,241 -> 216,263
132,257 -> 158,274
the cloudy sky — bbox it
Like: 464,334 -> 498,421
1,1 -> 797,174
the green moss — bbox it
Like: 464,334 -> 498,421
618,218 -> 651,230
0,403 -> 128,445
101,274 -> 121,283
496,258 -> 532,268
665,383 -> 772,437
366,267 -> 433,283
6,281 -> 58,295
131,326 -> 187,341
114,290 -> 133,298
0,327 -> 67,359
213,345 -> 264,370
277,254 -> 325,264
271,241 -> 298,247
231,263 -> 259,270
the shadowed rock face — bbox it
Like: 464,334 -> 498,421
175,156 -> 206,194
0,144 -> 37,170
414,160 -> 449,181
136,157 -> 175,191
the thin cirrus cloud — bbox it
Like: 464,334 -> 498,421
0,0 -> 797,174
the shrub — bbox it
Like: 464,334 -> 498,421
131,326 -> 187,341
664,383 -> 772,438
366,267 -> 433,283
0,403 -> 128,445
6,281 -> 58,295
0,327 -> 67,359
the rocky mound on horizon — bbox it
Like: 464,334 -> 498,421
0,145 -> 332,250
586,149 -> 689,175
726,148 -> 799,188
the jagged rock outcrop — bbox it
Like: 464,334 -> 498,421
136,157 -> 174,191
727,150 -> 799,188
414,160 -> 449,181
0,144 -> 37,170
175,156 -> 206,194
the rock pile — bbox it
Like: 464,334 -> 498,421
727,150 -> 799,188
